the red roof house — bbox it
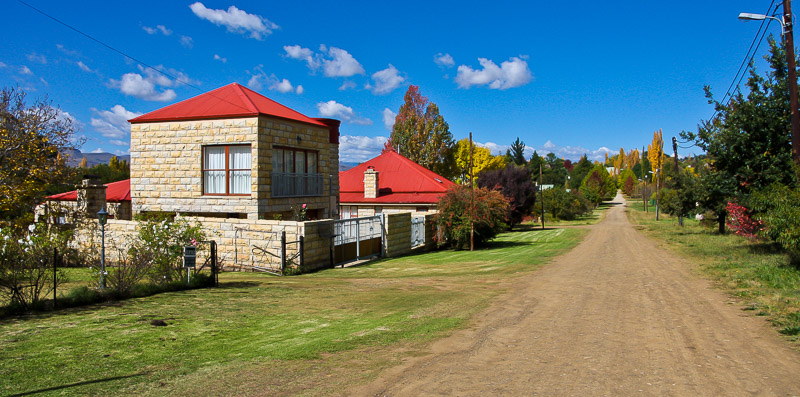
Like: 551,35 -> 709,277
128,82 -> 340,220
39,178 -> 132,221
46,179 -> 131,203
338,151 -> 455,218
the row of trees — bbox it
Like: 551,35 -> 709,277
645,37 -> 800,264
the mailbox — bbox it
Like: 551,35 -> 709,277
183,246 -> 196,268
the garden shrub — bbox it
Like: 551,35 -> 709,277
750,184 -> 800,264
434,185 -> 509,249
537,187 -> 592,221
133,214 -> 205,284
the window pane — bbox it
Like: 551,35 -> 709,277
230,170 -> 251,194
308,152 -> 317,174
204,171 -> 225,194
229,146 -> 251,170
272,148 -> 283,173
295,151 -> 305,173
285,150 -> 294,173
204,146 -> 225,169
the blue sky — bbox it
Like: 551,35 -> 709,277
0,1 -> 787,162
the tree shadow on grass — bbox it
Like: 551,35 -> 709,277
215,281 -> 262,289
9,372 -> 150,396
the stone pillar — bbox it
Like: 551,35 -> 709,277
363,166 -> 379,199
77,176 -> 107,218
383,212 -> 412,258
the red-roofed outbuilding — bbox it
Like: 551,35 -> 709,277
338,151 -> 455,218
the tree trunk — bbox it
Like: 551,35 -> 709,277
717,214 -> 726,234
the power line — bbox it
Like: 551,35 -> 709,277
16,0 -> 253,114
708,0 -> 778,123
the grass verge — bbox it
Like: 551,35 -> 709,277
626,198 -> 800,342
1,225 -> 589,396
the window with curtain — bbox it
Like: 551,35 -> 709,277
202,144 -> 251,195
272,146 -> 321,197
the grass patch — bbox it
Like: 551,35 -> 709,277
0,226 -> 588,396
626,198 -> 800,343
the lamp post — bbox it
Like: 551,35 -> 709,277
739,3 -> 800,163
97,208 -> 108,289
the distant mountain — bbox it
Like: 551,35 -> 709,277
67,149 -> 130,167
339,162 -> 359,172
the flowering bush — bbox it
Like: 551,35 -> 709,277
726,201 -> 763,239
292,203 -> 308,221
0,223 -> 70,309
133,214 -> 205,284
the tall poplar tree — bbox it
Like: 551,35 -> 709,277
386,85 -> 455,178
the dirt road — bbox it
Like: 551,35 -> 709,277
355,192 -> 800,396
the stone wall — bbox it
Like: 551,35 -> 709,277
130,116 -> 338,220
383,212 -> 412,258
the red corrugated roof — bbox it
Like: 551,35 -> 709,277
46,179 -> 131,202
129,83 -> 326,127
339,151 -> 455,204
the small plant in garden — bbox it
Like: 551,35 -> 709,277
292,203 -> 308,221
434,185 -> 509,249
0,223 -> 70,309
726,201 -> 763,240
133,214 -> 205,284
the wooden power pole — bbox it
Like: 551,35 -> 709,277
785,0 -> 800,163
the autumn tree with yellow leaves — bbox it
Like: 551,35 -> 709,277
453,138 -> 506,185
0,87 -> 80,223
648,129 -> 664,219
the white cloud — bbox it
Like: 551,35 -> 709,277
77,61 -> 92,72
368,64 -> 404,95
283,45 -> 319,69
213,54 -> 227,63
109,73 -> 176,102
90,148 -> 106,154
295,85 -> 304,94
339,135 -> 388,163
26,53 -> 47,64
189,2 -> 278,40
180,35 -> 194,48
90,105 -> 142,139
56,44 -> 79,56
247,67 -> 300,94
114,148 -> 131,156
40,77 -> 48,86
0,62 -> 6,68
143,25 -> 172,35
109,140 -> 129,147
55,108 -> 85,132
322,46 -> 365,77
284,45 -> 365,78
530,140 -> 614,162
455,56 -> 532,90
381,108 -> 396,131
19,66 -> 32,75
317,100 -> 372,125
434,53 -> 454,67
339,81 -> 356,91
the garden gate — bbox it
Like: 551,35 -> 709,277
332,215 -> 383,266
233,228 -> 303,275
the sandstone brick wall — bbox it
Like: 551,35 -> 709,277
130,116 -> 338,220
383,212 -> 412,258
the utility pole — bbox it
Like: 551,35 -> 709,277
672,137 -> 682,226
469,132 -> 474,252
540,163 -> 545,230
642,145 -> 648,213
785,0 -> 800,163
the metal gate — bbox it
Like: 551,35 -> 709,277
333,215 -> 383,266
233,228 -> 303,275
411,216 -> 425,248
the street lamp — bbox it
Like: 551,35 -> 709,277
97,208 -> 108,289
738,13 -> 787,34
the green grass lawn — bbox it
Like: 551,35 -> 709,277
626,198 -> 800,342
1,225 -> 590,396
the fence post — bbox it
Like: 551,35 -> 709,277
211,241 -> 217,287
280,231 -> 286,272
299,235 -> 304,268
355,218 -> 361,260
53,247 -> 58,308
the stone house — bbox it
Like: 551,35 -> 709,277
37,177 -> 132,223
128,83 -> 340,220
338,151 -> 455,218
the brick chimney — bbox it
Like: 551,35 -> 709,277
363,166 -> 379,198
77,175 -> 107,218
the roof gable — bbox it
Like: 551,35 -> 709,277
339,151 -> 455,204
129,83 -> 326,127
